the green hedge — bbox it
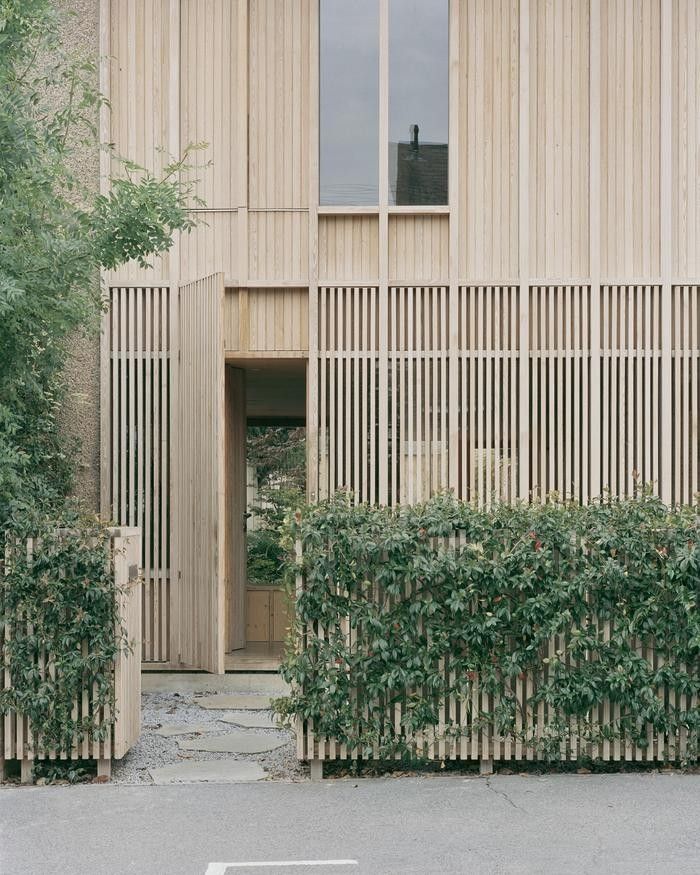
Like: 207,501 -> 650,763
0,516 -> 126,753
278,492 -> 700,761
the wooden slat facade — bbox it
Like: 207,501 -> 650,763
100,0 -> 700,670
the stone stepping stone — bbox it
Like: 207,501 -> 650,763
179,731 -> 287,754
153,723 -> 212,738
150,760 -> 267,785
196,694 -> 272,711
220,712 -> 279,729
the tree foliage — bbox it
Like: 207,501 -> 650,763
246,427 -> 305,586
0,0 -> 197,526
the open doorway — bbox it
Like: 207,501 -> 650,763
224,360 -> 306,671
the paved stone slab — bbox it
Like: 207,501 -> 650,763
220,712 -> 279,729
153,723 -> 213,738
149,760 -> 267,785
179,731 -> 287,754
142,672 -> 289,695
196,694 -> 272,711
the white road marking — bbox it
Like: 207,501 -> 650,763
205,862 -> 359,874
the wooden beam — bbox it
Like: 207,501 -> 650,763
589,0 -> 601,501
518,0 -> 530,501
307,0 -> 320,502
378,0 -> 389,505
448,0 -> 460,496
660,0 -> 673,504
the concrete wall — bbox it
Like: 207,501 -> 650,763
55,0 -> 102,512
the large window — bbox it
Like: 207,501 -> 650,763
320,0 -> 448,207
320,0 -> 379,205
388,0 -> 449,205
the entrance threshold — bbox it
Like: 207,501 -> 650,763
225,642 -> 284,672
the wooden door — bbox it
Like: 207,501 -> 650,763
175,274 -> 226,673
226,367 -> 247,651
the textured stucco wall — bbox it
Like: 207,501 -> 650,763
55,0 -> 102,512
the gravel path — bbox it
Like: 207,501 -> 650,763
112,691 -> 306,784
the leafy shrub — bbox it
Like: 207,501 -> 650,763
246,427 -> 305,586
278,492 -> 700,761
0,511 -> 127,753
247,486 -> 305,586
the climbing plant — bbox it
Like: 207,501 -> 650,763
277,491 -> 700,762
0,512 -> 127,753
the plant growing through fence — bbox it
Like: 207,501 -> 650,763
0,513 -> 128,753
277,491 -> 700,762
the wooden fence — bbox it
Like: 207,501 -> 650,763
294,537 -> 698,776
1,528 -> 141,783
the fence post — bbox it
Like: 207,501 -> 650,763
295,533 -> 305,763
111,527 -> 142,762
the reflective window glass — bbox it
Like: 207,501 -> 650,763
389,0 -> 449,205
320,0 -> 379,205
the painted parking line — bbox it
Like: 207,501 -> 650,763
205,862 -> 359,874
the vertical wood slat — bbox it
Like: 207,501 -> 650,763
108,287 -> 171,664
661,0 -> 673,503
518,0 -> 531,501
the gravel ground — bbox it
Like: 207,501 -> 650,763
111,691 -> 306,784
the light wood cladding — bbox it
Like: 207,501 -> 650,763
673,0 -> 700,277
248,211 -> 309,283
179,212 -> 238,285
529,0 -> 590,279
248,0 -> 310,208
318,215 -> 379,283
108,0 -> 173,284
180,0 -> 240,209
600,0 -> 661,279
389,216 -> 449,284
224,288 -> 309,354
105,1 -> 700,287
459,0 -> 519,281
109,0 -> 171,183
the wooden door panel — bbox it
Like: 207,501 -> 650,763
176,273 -> 225,672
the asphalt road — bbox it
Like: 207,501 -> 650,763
2,774 -> 699,875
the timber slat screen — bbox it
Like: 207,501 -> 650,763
104,287 -> 172,664
308,281 -> 699,506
